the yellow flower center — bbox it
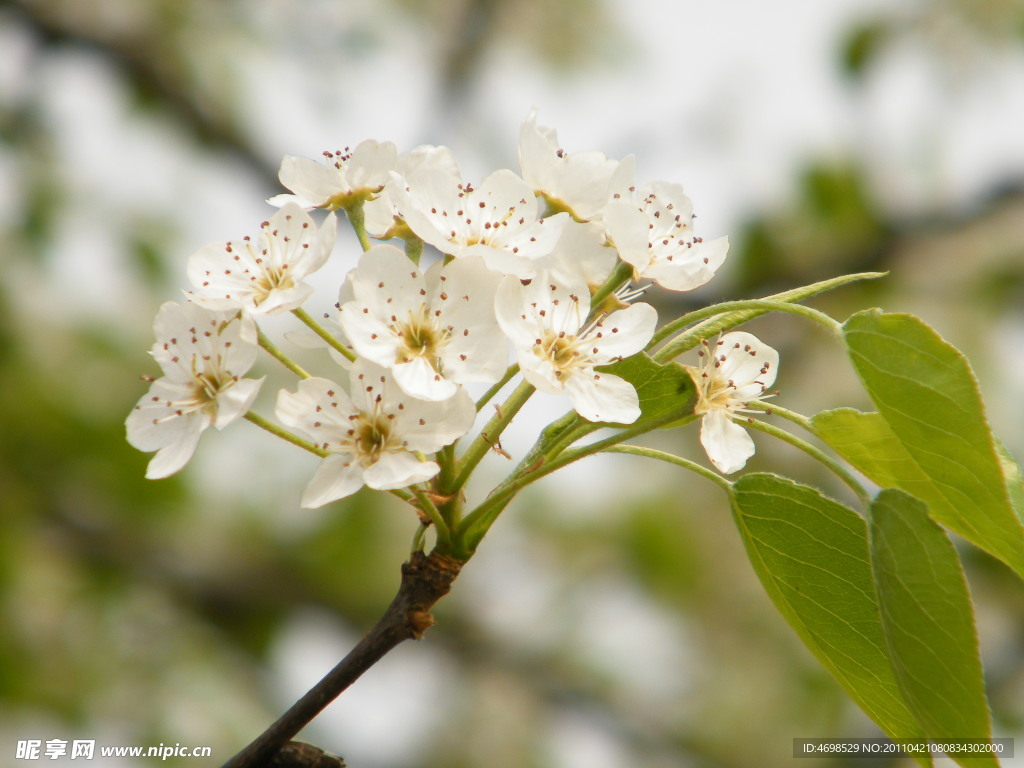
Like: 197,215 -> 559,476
534,331 -> 582,377
398,308 -> 450,368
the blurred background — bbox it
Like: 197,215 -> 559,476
1,0 -> 1023,766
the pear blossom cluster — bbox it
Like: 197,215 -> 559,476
128,111 -> 780,506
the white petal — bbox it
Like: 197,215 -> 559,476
544,149 -> 620,220
587,302 -> 658,362
264,203 -> 336,285
467,243 -> 543,279
345,139 -> 399,191
486,210 -> 569,261
363,451 -> 439,491
390,168 -> 468,254
602,200 -> 650,271
700,410 -> 755,474
395,387 -> 476,452
230,311 -> 260,354
213,377 -> 264,429
518,112 -> 620,221
275,377 -> 357,444
362,193 -> 400,238
126,381 -> 207,450
714,331 -> 779,393
267,192 -> 317,210
126,391 -> 207,479
475,168 -> 537,223
392,357 -> 458,402
564,371 -> 640,424
255,283 -> 315,315
144,426 -> 204,479
520,272 -> 591,337
345,244 -> 424,317
643,235 -> 728,292
346,358 -> 395,412
292,210 -> 338,281
185,239 -> 254,310
494,277 -> 546,350
149,304 -> 258,390
278,155 -> 345,206
545,221 -> 617,289
442,326 -> 509,386
516,350 -> 563,394
434,257 -> 506,384
606,154 -> 637,200
518,108 -> 558,188
432,255 -> 501,319
339,308 -> 403,367
187,204 -> 333,314
301,455 -> 367,508
397,144 -> 461,177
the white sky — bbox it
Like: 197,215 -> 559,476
9,0 -> 1024,329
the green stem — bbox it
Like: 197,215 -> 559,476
589,260 -> 635,309
650,271 -> 885,351
257,327 -> 310,379
654,300 -> 842,362
435,444 -> 457,495
387,487 -> 414,503
411,487 -> 451,550
410,523 -> 429,554
537,416 -> 594,463
452,380 -> 535,493
746,400 -> 812,431
291,307 -> 356,362
741,417 -> 871,507
474,364 -> 520,412
603,445 -> 734,494
498,409 -> 578,487
343,199 -> 373,252
244,412 -> 328,457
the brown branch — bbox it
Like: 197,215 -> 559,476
267,742 -> 346,768
221,550 -> 464,768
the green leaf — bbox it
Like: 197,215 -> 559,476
996,440 -> 1024,523
732,474 -> 930,763
812,408 -> 921,490
599,353 -> 696,428
842,310 -> 1024,579
870,490 -> 999,768
815,408 -> 1024,535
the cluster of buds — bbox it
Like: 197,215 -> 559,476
127,111 -> 778,511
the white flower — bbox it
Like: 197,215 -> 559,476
126,302 -> 264,479
275,361 -> 476,508
363,144 -> 461,239
337,245 -> 506,401
268,140 -> 399,211
495,273 -> 657,424
688,331 -> 778,474
187,203 -> 336,315
393,166 -> 569,278
518,109 -> 622,222
603,176 -> 728,292
539,220 -> 618,295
